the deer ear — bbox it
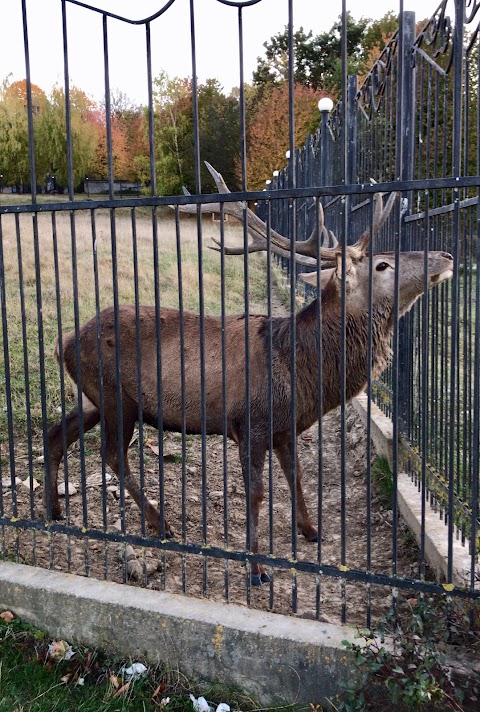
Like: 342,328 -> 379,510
299,268 -> 335,289
299,271 -> 317,286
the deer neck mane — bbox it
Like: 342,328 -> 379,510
295,285 -> 395,379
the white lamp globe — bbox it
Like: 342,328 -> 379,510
318,97 -> 334,113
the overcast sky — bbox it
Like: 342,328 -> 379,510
1,0 -> 446,106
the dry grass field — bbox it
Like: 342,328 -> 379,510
0,207 -> 268,428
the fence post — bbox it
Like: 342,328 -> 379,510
347,75 -> 358,187
397,10 -> 416,431
319,108 -> 330,192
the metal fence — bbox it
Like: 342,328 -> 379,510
262,0 -> 480,599
0,0 -> 478,627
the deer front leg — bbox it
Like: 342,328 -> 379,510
274,439 -> 318,542
238,438 -> 269,586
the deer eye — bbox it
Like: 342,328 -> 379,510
376,262 -> 390,272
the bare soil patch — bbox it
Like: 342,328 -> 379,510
3,293 -> 420,626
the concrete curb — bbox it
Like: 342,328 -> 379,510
0,561 -> 356,706
352,395 -> 476,588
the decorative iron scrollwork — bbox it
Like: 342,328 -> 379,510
328,100 -> 343,142
413,0 -> 453,73
357,32 -> 398,120
465,0 -> 480,25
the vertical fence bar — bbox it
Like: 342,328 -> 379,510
23,0 -> 51,567
339,0 -> 348,624
447,0 -> 465,584
287,0 -> 298,613
90,208 -> 109,579
188,0 -> 209,596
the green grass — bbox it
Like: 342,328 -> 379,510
0,209 -> 270,432
371,457 -> 394,509
0,617 -> 307,711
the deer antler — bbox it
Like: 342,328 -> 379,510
175,165 -> 397,266
350,182 -> 398,256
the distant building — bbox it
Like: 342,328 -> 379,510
84,179 -> 142,195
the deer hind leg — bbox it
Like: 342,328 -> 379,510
104,408 -> 172,538
238,438 -> 269,586
46,402 -> 100,520
274,440 -> 318,542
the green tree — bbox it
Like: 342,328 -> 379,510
197,79 -> 240,192
254,12 -> 398,95
153,73 -> 241,195
34,85 -> 97,189
153,72 -> 194,194
0,76 -> 48,189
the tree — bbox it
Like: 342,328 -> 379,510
87,108 -> 131,180
254,12 -> 398,95
247,82 -> 327,190
107,89 -> 150,182
153,73 -> 241,195
197,79 -> 240,192
34,85 -> 97,189
0,77 -> 31,188
153,72 -> 194,194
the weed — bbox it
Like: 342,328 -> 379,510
335,596 -> 480,711
371,457 -> 394,508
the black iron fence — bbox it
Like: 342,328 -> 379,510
0,0 -> 478,626
261,1 -> 480,595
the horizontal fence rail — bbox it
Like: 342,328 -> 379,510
0,0 -> 478,630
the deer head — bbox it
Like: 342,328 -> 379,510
177,163 -> 453,318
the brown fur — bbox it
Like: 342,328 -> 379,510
46,249 -> 453,583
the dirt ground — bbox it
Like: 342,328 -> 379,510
2,293 -> 422,626
4,404 -> 420,625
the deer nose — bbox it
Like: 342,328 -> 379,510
441,252 -> 453,260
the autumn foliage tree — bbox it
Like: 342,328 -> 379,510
247,82 -> 327,189
88,109 -> 131,180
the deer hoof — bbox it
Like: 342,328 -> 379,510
251,571 -> 271,586
300,529 -> 319,543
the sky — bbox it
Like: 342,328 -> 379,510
0,0 -> 446,106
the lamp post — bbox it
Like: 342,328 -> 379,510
0,174 -> 3,194
85,177 -> 90,199
318,97 -> 334,189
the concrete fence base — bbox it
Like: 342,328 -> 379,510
0,561 -> 357,707
352,394 -> 476,587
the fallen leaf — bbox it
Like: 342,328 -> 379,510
113,682 -> 131,698
21,477 -> 40,491
48,640 -> 75,661
109,674 -> 121,690
61,674 -> 71,684
190,695 -> 211,712
146,440 -> 160,456
121,662 -> 148,680
0,611 -> 15,622
151,681 -> 166,700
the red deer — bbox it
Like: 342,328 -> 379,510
45,164 -> 453,585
